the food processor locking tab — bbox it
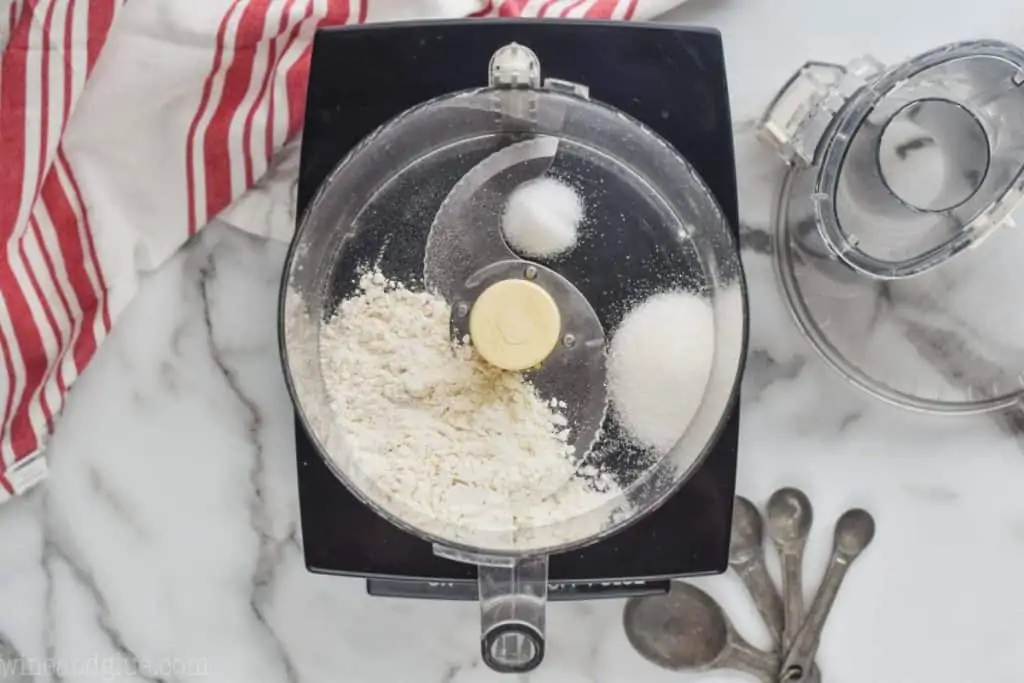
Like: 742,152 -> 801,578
487,43 -> 590,99
758,58 -> 884,168
489,42 -> 541,89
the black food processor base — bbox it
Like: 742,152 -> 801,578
293,19 -> 741,600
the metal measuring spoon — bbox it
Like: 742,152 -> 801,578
766,487 -> 813,650
729,496 -> 785,644
780,508 -> 877,683
623,582 -> 779,683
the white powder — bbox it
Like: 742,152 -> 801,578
501,177 -> 583,258
607,291 -> 716,455
318,270 -> 620,547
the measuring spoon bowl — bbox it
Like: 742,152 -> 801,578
624,582 -> 779,683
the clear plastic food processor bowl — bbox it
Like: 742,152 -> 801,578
280,43 -> 747,672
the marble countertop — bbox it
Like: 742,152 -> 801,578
3,2 -> 1024,682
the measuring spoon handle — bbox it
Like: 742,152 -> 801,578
733,557 -> 785,644
782,556 -> 851,679
722,639 -> 779,683
779,548 -> 805,649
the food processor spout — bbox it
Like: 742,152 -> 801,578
434,546 -> 549,673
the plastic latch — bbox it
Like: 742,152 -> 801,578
489,42 -> 541,89
757,57 -> 885,167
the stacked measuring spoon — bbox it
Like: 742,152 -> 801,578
623,488 -> 876,682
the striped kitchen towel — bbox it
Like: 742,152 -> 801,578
0,0 -> 689,502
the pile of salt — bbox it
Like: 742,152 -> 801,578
501,177 -> 583,259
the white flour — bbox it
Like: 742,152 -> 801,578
607,290 -> 715,455
318,271 -> 620,545
501,177 -> 583,258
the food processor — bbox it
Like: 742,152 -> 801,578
280,20 -> 748,673
758,40 -> 1024,414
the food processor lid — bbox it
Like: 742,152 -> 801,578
759,40 -> 1024,279
758,39 -> 1024,413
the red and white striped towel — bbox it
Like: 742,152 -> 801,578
0,0 -> 688,503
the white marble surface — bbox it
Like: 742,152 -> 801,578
3,3 -> 1024,683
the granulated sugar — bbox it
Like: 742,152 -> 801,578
607,290 -> 715,455
318,270 -> 620,543
501,177 -> 583,258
